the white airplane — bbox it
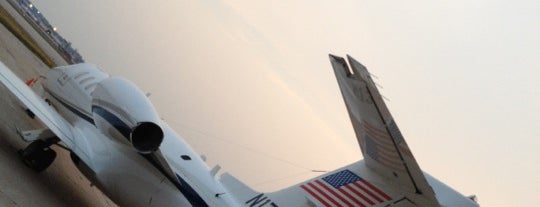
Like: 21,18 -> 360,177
0,55 -> 479,207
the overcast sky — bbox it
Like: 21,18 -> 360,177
32,1 -> 539,206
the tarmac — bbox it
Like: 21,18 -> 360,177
0,2 -> 116,206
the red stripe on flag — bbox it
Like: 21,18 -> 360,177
300,185 -> 332,207
377,153 -> 402,165
362,122 -> 390,139
314,180 -> 354,207
344,185 -> 375,205
353,182 -> 384,203
337,188 -> 367,207
308,182 -> 342,207
376,154 -> 406,171
361,179 -> 393,201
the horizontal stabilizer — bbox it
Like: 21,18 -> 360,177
220,173 -> 266,206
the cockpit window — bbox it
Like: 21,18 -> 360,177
79,76 -> 95,85
181,155 -> 191,160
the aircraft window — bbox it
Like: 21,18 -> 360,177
74,72 -> 89,80
79,76 -> 95,85
84,83 -> 97,90
181,155 -> 191,160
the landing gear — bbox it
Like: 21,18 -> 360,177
69,151 -> 80,165
18,139 -> 58,172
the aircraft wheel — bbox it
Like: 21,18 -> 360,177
69,152 -> 80,165
18,140 -> 56,172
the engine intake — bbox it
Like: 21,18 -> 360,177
91,77 -> 165,153
131,122 -> 163,152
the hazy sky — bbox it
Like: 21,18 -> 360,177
32,1 -> 539,206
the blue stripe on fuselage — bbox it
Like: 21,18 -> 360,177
175,174 -> 209,207
47,90 -> 94,124
46,89 -> 208,206
91,105 -> 131,140
46,89 -> 130,140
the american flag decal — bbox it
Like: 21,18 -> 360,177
362,121 -> 413,171
300,170 -> 392,207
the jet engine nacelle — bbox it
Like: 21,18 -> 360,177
91,77 -> 163,153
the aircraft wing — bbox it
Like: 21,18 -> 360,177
329,55 -> 439,205
0,62 -> 75,148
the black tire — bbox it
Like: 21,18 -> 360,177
69,152 -> 80,165
19,140 -> 56,172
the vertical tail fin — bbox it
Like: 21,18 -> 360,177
218,55 -> 481,207
328,54 -> 440,206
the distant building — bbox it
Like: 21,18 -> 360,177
11,0 -> 85,63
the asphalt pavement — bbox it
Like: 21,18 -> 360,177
0,2 -> 115,206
